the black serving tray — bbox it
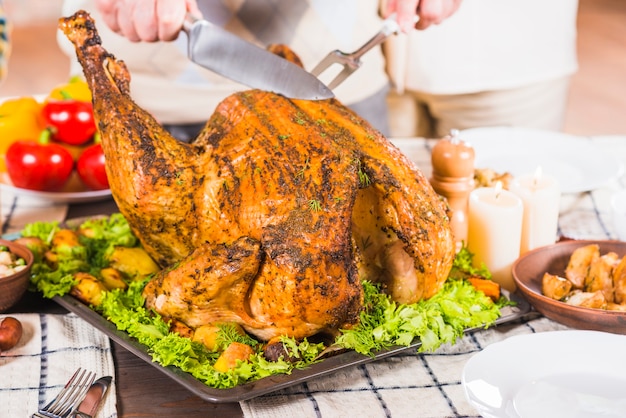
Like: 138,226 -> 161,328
54,291 -> 531,403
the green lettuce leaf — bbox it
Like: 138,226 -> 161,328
23,215 -> 505,389
335,280 -> 501,355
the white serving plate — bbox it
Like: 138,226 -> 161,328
0,172 -> 111,204
462,330 -> 626,418
460,127 -> 623,194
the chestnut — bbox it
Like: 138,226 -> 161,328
0,316 -> 23,351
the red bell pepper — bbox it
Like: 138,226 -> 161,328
5,130 -> 74,191
42,97 -> 97,146
76,135 -> 109,190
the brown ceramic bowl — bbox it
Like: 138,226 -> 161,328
0,239 -> 34,313
512,240 -> 626,334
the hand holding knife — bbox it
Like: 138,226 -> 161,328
95,1 -> 333,100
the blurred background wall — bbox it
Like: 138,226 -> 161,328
3,0 -> 63,24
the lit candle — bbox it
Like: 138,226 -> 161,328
467,182 -> 523,292
510,167 -> 561,254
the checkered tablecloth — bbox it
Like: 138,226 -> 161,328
1,188 -> 114,417
240,135 -> 626,418
1,198 -> 68,236
0,313 -> 117,418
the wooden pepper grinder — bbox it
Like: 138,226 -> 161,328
430,129 -> 475,248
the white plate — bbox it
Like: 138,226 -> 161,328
460,127 -> 624,193
0,172 -> 112,204
462,330 -> 626,418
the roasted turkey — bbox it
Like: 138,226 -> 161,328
60,11 -> 455,341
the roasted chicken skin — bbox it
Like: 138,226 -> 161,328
60,11 -> 455,341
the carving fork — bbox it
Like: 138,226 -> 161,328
310,14 -> 401,90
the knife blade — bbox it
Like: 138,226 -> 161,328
74,376 -> 112,417
182,15 -> 334,100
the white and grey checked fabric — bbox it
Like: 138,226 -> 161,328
0,313 -> 117,418
240,316 -> 570,418
1,193 -> 68,235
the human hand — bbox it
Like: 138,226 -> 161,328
95,0 -> 202,42
384,0 -> 463,32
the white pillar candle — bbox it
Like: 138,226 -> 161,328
510,168 -> 561,254
467,182 -> 523,292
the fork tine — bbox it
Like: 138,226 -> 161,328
310,51 -> 359,89
326,66 -> 357,90
310,51 -> 344,77
38,368 -> 95,418
50,370 -> 95,417
310,14 -> 401,89
40,368 -> 83,415
66,371 -> 96,415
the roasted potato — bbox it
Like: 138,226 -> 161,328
542,246 -> 626,312
585,252 -> 618,302
565,244 -> 599,288
99,267 -> 128,290
474,168 -> 513,190
565,290 -> 606,309
192,323 -> 246,352
0,317 -> 23,351
51,229 -> 82,250
168,318 -> 194,339
45,229 -> 87,268
43,250 -> 60,269
607,302 -> 626,312
13,236 -> 49,262
612,256 -> 626,304
213,342 -> 255,372
107,246 -> 160,279
542,272 -> 572,301
70,272 -> 107,306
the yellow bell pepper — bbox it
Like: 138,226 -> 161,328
47,76 -> 92,102
0,96 -> 44,171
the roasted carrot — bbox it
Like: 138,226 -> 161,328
467,277 -> 501,301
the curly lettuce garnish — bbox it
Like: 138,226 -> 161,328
335,279 -> 500,355
22,215 -> 505,388
449,243 -> 492,280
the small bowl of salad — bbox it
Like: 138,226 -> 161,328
0,239 -> 34,313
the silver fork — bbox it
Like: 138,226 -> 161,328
310,14 -> 401,90
32,368 -> 96,418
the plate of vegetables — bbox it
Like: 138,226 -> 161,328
15,214 -> 531,402
0,78 -> 111,203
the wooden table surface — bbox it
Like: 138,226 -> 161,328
7,199 -> 244,418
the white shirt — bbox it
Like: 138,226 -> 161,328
386,0 -> 579,94
60,0 -> 388,124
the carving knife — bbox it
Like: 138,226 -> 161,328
182,15 -> 334,100
74,376 -> 112,417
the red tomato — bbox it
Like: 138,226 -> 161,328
76,143 -> 109,190
5,133 -> 74,191
42,99 -> 97,146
